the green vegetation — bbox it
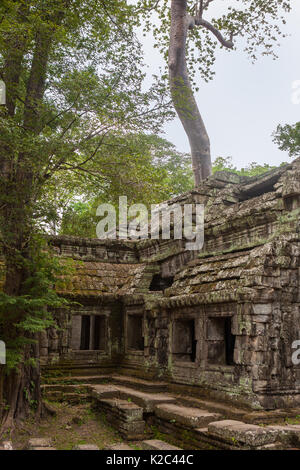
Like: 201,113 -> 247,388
212,156 -> 286,177
0,0 -> 296,432
11,402 -> 123,450
0,0 -> 173,428
273,122 -> 300,158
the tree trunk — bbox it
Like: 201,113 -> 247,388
1,343 -> 42,433
169,0 -> 212,185
0,196 -> 42,432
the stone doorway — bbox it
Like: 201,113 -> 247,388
207,317 -> 235,366
172,318 -> 197,362
127,314 -> 144,351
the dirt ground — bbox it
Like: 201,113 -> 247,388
10,401 -> 141,450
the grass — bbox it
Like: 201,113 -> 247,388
285,415 -> 300,426
11,401 -> 126,450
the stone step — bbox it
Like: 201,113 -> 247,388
153,419 -> 233,450
175,395 -> 247,421
91,384 -> 120,400
30,447 -> 57,450
111,375 -> 168,393
91,384 -> 176,413
42,375 -> 111,385
141,440 -> 182,450
42,384 -> 91,393
43,383 -> 109,405
239,408 -> 300,425
27,438 -> 54,450
154,403 -> 222,429
42,363 -> 112,378
96,398 -> 145,440
267,424 -> 300,448
105,443 -> 136,450
192,427 -> 234,450
207,420 -> 279,448
98,397 -> 144,422
0,441 -> 13,451
43,390 -> 90,404
73,444 -> 99,450
116,386 -> 177,413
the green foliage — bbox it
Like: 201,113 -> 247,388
0,236 -> 72,371
273,122 -> 300,158
136,0 -> 291,87
45,134 -> 193,237
0,1 -> 173,380
212,156 -> 285,177
57,152 -> 289,239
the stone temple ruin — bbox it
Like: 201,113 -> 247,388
38,158 -> 300,449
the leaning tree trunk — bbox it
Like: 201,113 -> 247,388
169,0 -> 212,185
0,192 -> 42,432
1,343 -> 42,432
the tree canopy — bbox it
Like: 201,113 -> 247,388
0,0 -> 172,428
273,122 -> 300,159
136,0 -> 291,184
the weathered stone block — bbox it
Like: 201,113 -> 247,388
0,441 -> 13,451
252,303 -> 273,315
73,444 -> 99,450
208,420 -> 278,447
27,438 -> 53,450
268,425 -> 300,447
141,440 -> 182,450
154,403 -> 221,429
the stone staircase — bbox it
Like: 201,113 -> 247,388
42,383 -> 91,404
98,397 -> 145,440
41,374 -> 300,450
111,375 -> 169,393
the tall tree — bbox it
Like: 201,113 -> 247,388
138,0 -> 291,185
273,122 -> 300,158
0,0 -> 170,429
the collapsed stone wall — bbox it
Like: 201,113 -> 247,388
41,158 -> 300,409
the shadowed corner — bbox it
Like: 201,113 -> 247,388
0,341 -> 5,365
0,81 -> 5,105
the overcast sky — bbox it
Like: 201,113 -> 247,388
138,1 -> 300,169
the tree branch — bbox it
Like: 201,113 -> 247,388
195,18 -> 234,49
203,0 -> 214,12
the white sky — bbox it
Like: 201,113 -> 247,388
138,0 -> 300,169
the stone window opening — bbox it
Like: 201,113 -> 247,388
71,314 -> 106,351
284,195 -> 300,211
207,317 -> 235,366
149,274 -> 174,292
127,314 -> 144,351
172,319 -> 197,363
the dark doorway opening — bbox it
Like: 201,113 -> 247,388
284,195 -> 300,211
225,317 -> 235,365
173,319 -> 197,362
127,315 -> 144,351
207,317 -> 235,366
94,316 -> 106,350
80,315 -> 90,350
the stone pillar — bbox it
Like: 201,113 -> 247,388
39,331 -> 48,357
71,315 -> 82,350
89,315 -> 95,350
